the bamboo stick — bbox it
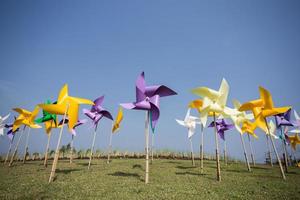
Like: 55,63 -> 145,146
70,135 -> 74,164
48,104 -> 68,183
4,140 -> 13,165
224,140 -> 227,166
88,124 -> 98,170
107,123 -> 113,164
266,134 -> 273,167
213,113 -> 221,181
44,133 -> 51,167
9,126 -> 26,167
240,133 -> 251,171
265,118 -> 286,180
190,138 -> 195,166
247,133 -> 256,166
145,111 -> 150,184
23,128 -> 31,163
200,124 -> 204,173
280,127 -> 288,173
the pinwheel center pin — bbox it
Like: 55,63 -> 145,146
145,97 -> 150,102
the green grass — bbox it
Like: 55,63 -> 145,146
0,159 -> 299,200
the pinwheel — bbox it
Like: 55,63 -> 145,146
241,120 -> 258,166
9,106 -> 41,166
3,122 -> 19,165
83,96 -> 113,169
239,86 -> 290,180
0,113 -> 10,136
223,100 -> 254,171
61,118 -> 87,163
188,99 -> 205,172
35,100 -> 58,167
176,108 -> 201,166
108,107 -> 123,164
39,84 -> 94,183
275,108 -> 294,172
191,78 -> 229,181
208,118 -> 234,166
121,72 -> 177,184
293,110 -> 300,128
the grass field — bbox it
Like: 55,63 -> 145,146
0,158 -> 299,200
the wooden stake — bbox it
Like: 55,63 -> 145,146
265,118 -> 286,180
280,127 -> 288,173
213,113 -> 221,181
200,124 -> 204,174
224,140 -> 227,166
4,140 -> 13,165
9,126 -> 26,167
151,132 -> 154,164
240,133 -> 251,172
247,133 -> 256,166
70,135 -> 74,164
145,111 -> 150,184
88,124 -> 98,170
107,125 -> 113,164
189,138 -> 195,166
23,128 -> 31,163
266,134 -> 273,167
44,133 -> 51,167
48,104 -> 68,183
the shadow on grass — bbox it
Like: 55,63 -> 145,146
56,168 -> 82,174
225,169 -> 251,174
108,171 -> 140,178
132,164 -> 143,170
176,165 -> 197,170
76,162 -> 91,167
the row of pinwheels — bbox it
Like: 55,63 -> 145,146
176,78 -> 300,181
0,71 -> 177,184
0,84 -> 125,183
1,72 -> 300,184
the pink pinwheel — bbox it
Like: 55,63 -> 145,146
83,96 -> 113,170
208,119 -> 234,141
121,72 -> 177,130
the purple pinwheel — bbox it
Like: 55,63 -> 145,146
83,96 -> 113,170
275,109 -> 294,128
208,119 -> 234,141
121,72 -> 177,130
274,108 -> 293,172
59,118 -> 87,136
5,123 -> 19,141
83,96 -> 113,127
120,71 -> 177,184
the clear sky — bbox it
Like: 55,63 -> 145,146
0,0 -> 299,162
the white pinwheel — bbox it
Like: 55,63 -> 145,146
0,113 -> 10,136
191,78 -> 229,127
176,108 -> 201,166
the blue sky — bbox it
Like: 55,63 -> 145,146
0,0 -> 299,162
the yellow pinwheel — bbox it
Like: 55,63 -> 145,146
112,107 -> 123,133
239,86 -> 291,180
39,84 -> 94,131
9,106 -> 41,166
288,133 -> 300,150
108,107 -> 124,163
12,106 -> 41,132
39,84 -> 94,183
